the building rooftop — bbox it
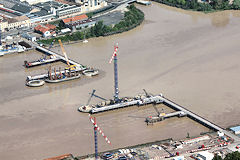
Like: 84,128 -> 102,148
11,3 -> 32,14
45,23 -> 56,30
33,9 -> 49,17
230,126 -> 240,132
34,24 -> 56,34
14,15 -> 29,21
34,1 -> 65,11
63,14 -> 88,23
34,24 -> 49,33
0,0 -> 15,9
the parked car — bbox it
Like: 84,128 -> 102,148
102,152 -> 113,160
118,156 -> 127,160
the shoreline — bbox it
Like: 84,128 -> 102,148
1,2 -> 240,160
151,0 -> 239,13
39,5 -> 144,46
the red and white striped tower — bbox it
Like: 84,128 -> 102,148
109,43 -> 119,102
89,114 -> 111,159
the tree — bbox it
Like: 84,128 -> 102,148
94,21 -> 104,37
232,0 -> 240,9
224,151 -> 240,160
177,0 -> 186,5
210,0 -> 224,9
197,3 -> 212,11
213,154 -> 222,160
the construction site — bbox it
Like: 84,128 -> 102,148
1,37 -> 240,160
1,2 -> 240,160
42,43 -> 239,160
24,39 -> 99,87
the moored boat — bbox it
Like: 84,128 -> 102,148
26,80 -> 45,87
24,56 -> 59,68
83,68 -> 99,77
83,39 -> 88,43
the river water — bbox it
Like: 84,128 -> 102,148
1,3 -> 240,160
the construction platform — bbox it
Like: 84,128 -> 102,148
81,94 -> 240,143
26,46 -> 88,81
24,58 -> 61,68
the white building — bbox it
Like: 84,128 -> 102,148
20,0 -> 50,5
197,151 -> 214,160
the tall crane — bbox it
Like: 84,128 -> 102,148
109,43 -> 119,103
88,114 -> 111,159
58,39 -> 76,70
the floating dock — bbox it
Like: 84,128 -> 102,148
146,111 -> 187,124
24,58 -> 61,68
27,46 -> 87,81
85,93 -> 240,142
35,46 -> 85,69
161,96 -> 240,142
85,95 -> 163,113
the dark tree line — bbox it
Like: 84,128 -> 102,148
213,151 -> 240,160
153,0 -> 240,12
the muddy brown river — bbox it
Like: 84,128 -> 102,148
1,3 -> 240,160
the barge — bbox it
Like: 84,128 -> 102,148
24,55 -> 60,68
45,66 -> 81,83
79,94 -> 163,114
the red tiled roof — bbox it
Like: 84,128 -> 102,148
34,24 -> 42,30
34,24 -> 49,34
63,14 -> 88,24
45,23 -> 56,30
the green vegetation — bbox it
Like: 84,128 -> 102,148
38,4 -> 144,45
152,0 -> 240,12
213,151 -> 240,160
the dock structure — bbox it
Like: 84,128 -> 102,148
27,46 -> 87,81
90,95 -> 163,113
24,58 -> 61,68
163,111 -> 186,118
88,93 -> 240,142
146,111 -> 187,124
36,46 -> 86,69
160,96 -> 240,142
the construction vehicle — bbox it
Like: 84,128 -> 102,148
58,39 -> 76,70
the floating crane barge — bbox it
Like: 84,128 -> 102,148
26,43 -> 98,81
78,44 -> 164,114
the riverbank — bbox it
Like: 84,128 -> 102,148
152,0 -> 240,12
1,3 -> 240,160
38,5 -> 144,45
